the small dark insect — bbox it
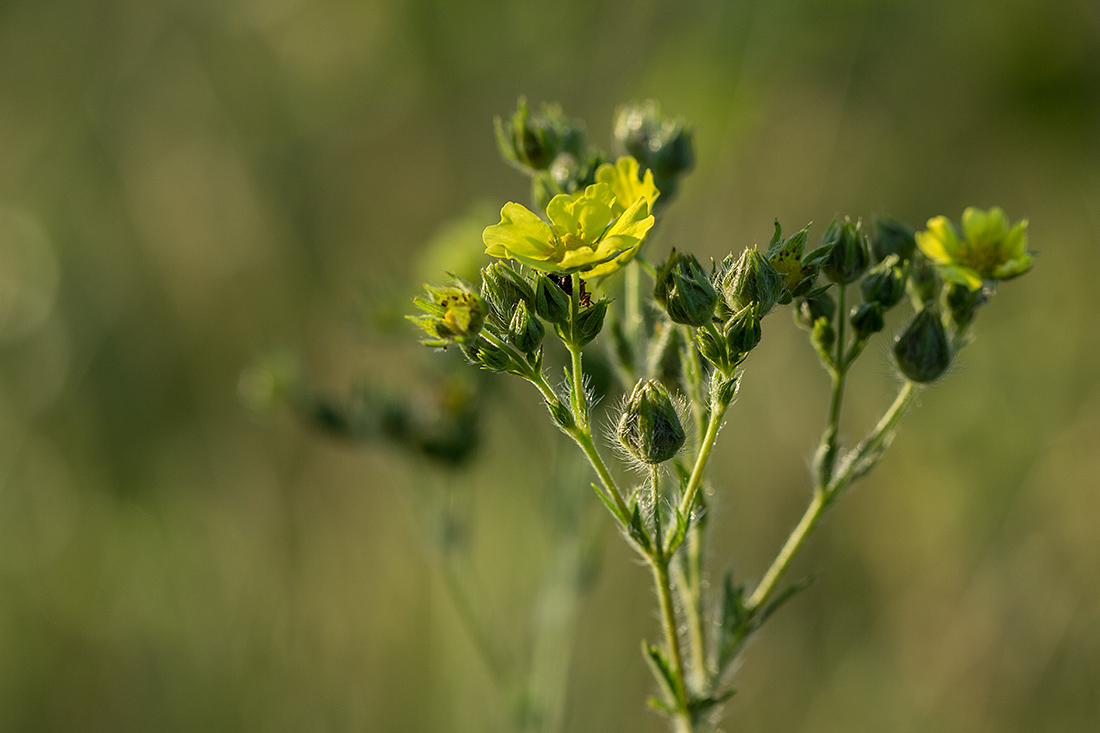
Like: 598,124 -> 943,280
548,274 -> 592,307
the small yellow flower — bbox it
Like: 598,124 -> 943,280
915,207 -> 1032,290
595,156 -> 660,215
483,169 -> 656,278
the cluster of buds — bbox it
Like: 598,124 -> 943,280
495,98 -> 608,211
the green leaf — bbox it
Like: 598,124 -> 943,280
627,501 -> 651,552
642,641 -> 679,709
758,573 -> 819,625
664,503 -> 689,556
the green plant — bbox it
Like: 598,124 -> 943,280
410,99 -> 1033,732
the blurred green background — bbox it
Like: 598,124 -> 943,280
1,0 -> 1098,730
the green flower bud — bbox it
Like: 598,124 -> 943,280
654,249 -> 719,326
710,372 -> 741,408
849,301 -> 885,337
533,273 -> 571,325
822,218 -> 871,285
893,308 -> 951,383
481,260 -> 534,317
794,292 -> 836,330
616,379 -> 686,465
871,214 -> 917,263
860,255 -> 906,309
695,326 -> 727,371
724,306 -> 762,365
462,336 -> 512,372
944,280 -> 987,334
546,396 -> 575,431
573,299 -> 609,348
508,300 -> 544,356
494,98 -> 585,172
409,276 -> 488,347
907,252 -> 939,304
722,247 -> 783,315
811,317 -> 836,361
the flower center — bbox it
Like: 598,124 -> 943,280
957,237 -> 1005,277
549,231 -> 596,261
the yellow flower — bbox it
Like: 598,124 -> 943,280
483,176 -> 656,278
915,207 -> 1032,290
595,156 -> 660,215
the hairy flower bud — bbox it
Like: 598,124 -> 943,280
893,308 -> 951,383
722,247 -> 783,315
849,302 -> 885,338
481,260 -> 534,317
860,255 -> 906,309
572,299 -> 609,348
533,273 -> 571,325
495,98 -> 585,172
617,379 -> 686,465
871,214 -> 917,263
724,306 -> 762,365
462,336 -> 512,372
822,218 -> 871,285
546,396 -> 575,431
695,327 -> 727,371
508,300 -> 544,356
654,250 -> 719,326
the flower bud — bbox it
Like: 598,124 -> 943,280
546,396 -> 575,431
722,247 -> 783,315
794,292 -> 836,330
724,306 -> 762,365
822,218 -> 870,285
494,98 -> 585,172
508,300 -> 544,357
871,215 -> 917,263
462,336 -> 512,372
654,250 -> 719,326
710,372 -> 741,408
944,281 -> 987,334
860,255 -> 906,309
907,253 -> 939,304
409,277 -> 489,347
533,273 -> 571,325
616,379 -> 686,465
811,317 -> 836,359
481,261 -> 534,317
573,299 -> 609,348
893,308 -> 951,383
695,327 -> 727,371
849,302 -> 885,337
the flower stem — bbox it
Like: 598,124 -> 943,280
747,380 -> 920,614
676,396 -> 729,523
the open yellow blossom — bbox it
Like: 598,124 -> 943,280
483,177 -> 656,278
915,207 -> 1032,290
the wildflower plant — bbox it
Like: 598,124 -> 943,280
410,100 -> 1034,732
